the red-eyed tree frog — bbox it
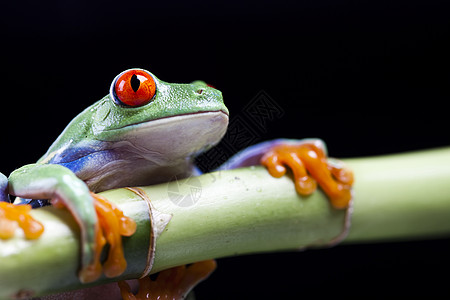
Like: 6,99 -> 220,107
0,68 -> 353,298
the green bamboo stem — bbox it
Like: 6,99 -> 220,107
1,147 -> 450,299
345,147 -> 450,242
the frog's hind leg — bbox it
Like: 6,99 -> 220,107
118,260 -> 217,300
261,141 -> 354,209
218,138 -> 354,209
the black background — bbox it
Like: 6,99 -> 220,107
2,0 -> 450,298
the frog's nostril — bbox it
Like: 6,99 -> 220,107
196,89 -> 204,95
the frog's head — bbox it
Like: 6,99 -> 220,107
90,68 -> 229,162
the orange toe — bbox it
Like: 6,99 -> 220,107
0,202 -> 44,239
90,192 -> 137,279
261,142 -> 354,209
79,192 -> 137,283
118,260 -> 217,300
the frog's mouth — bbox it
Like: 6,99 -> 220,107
112,110 -> 229,164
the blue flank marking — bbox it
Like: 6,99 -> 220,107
48,146 -> 98,165
25,145 -> 117,207
59,157 -> 90,175
47,145 -> 117,176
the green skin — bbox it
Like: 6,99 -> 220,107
0,68 -> 323,282
0,69 -> 229,276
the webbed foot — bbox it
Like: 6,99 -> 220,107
261,141 -> 354,209
0,202 -> 44,239
118,260 -> 217,300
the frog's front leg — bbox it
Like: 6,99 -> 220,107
4,164 -> 136,283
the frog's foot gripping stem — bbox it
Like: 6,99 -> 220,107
118,260 -> 217,300
71,192 -> 137,283
0,202 -> 44,239
261,142 -> 354,209
0,191 -> 136,283
5,164 -> 136,283
0,173 -> 43,240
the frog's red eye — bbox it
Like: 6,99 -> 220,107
111,69 -> 156,107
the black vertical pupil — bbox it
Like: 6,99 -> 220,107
130,74 -> 141,92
